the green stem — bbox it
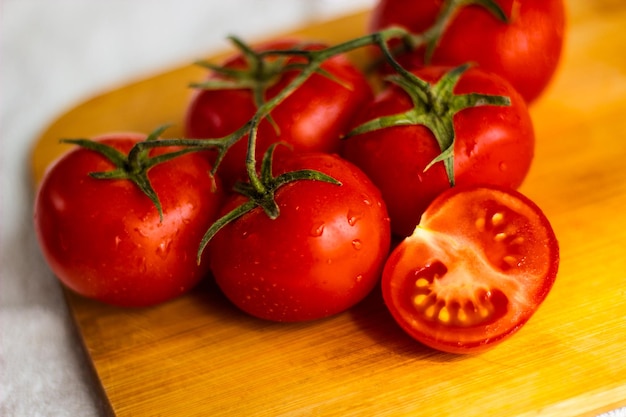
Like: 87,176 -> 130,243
245,114 -> 267,195
238,26 -> 417,193
60,125 -> 203,222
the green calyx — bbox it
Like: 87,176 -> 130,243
346,63 -> 511,186
190,36 -> 353,131
191,36 -> 293,113
195,143 -> 341,264
61,125 -> 204,222
190,36 -> 352,168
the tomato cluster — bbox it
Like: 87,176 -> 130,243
34,0 -> 563,354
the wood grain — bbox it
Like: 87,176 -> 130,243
31,1 -> 626,416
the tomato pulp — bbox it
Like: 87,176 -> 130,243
382,185 -> 559,353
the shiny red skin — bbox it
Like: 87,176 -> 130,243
208,152 -> 391,322
341,66 -> 535,237
34,134 -> 224,307
369,0 -> 566,102
185,39 -> 374,189
382,185 -> 559,354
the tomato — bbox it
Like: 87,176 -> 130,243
208,151 -> 391,322
369,0 -> 566,103
382,185 -> 559,354
34,133 -> 224,307
341,65 -> 534,237
185,39 -> 373,188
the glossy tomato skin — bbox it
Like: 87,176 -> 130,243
208,152 -> 391,322
185,39 -> 374,188
370,0 -> 566,102
341,66 -> 534,237
34,133 -> 224,307
382,185 -> 559,354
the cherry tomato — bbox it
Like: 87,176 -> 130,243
369,0 -> 566,102
208,152 -> 391,322
185,39 -> 373,188
382,185 -> 559,354
341,65 -> 534,237
34,133 -> 224,307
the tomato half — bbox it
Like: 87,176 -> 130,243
382,185 -> 559,354
185,39 -> 373,188
369,0 -> 566,102
34,133 -> 224,307
341,65 -> 535,237
208,151 -> 391,322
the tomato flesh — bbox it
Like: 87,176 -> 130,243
382,185 -> 559,353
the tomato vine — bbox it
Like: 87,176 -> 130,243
60,0 -> 514,262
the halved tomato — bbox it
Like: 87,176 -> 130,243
382,184 -> 559,353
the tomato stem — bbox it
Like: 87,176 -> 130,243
345,63 -> 511,186
60,125 -> 221,222
218,27 -> 416,196
185,23 -> 513,256
195,143 -> 340,264
61,2 -> 515,261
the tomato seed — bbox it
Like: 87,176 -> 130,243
491,212 -> 504,226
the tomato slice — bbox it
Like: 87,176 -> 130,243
382,185 -> 559,354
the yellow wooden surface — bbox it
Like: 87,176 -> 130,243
31,1 -> 626,416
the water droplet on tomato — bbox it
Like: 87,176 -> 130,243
352,239 -> 362,250
355,274 -> 363,283
138,257 -> 148,274
347,209 -> 361,226
134,227 -> 149,238
310,222 -> 325,237
156,239 -> 172,259
499,162 -> 508,172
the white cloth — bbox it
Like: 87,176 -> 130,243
0,1 -> 372,416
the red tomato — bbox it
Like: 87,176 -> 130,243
185,39 -> 373,188
341,65 -> 534,237
369,0 -> 566,102
208,151 -> 391,322
34,133 -> 224,307
382,185 -> 559,354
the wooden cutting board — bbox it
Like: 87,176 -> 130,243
30,1 -> 626,416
